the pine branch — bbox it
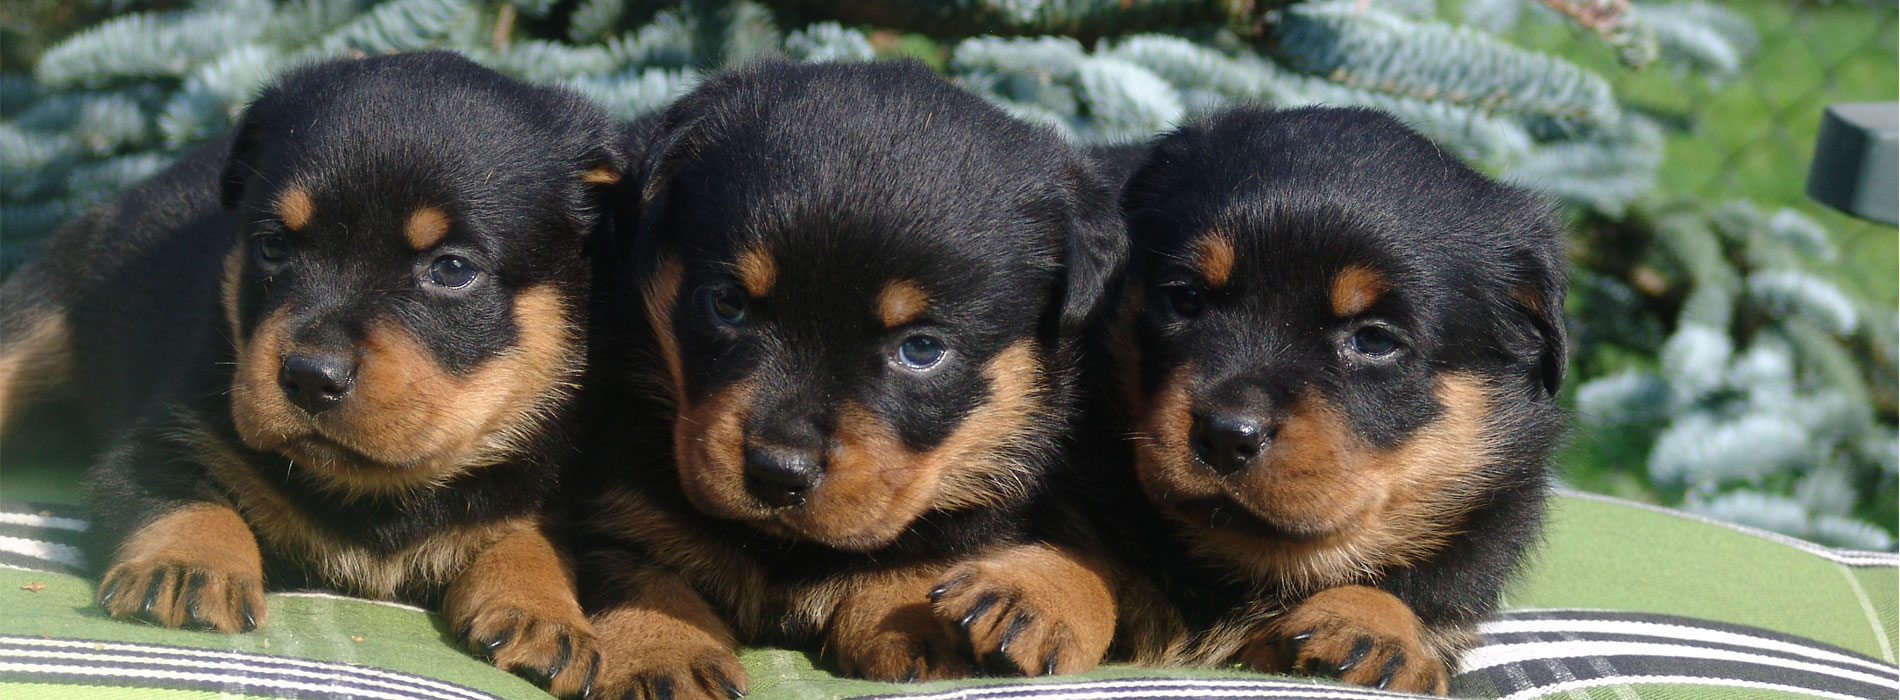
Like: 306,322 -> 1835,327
36,2 -> 272,88
1531,0 -> 1656,67
760,0 -> 1291,44
784,23 -> 876,63
296,0 -> 472,59
1270,2 -> 1619,126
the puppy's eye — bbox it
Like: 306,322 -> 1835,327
705,287 -> 747,325
1349,326 -> 1401,357
252,234 -> 290,264
894,335 -> 945,369
1163,283 -> 1205,317
427,255 -> 479,288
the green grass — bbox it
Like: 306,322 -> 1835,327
1510,0 -> 1898,305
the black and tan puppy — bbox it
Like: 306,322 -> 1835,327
1072,106 -> 1566,693
0,52 -> 622,697
576,60 -> 1126,699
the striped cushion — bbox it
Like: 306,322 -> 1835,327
0,494 -> 1893,700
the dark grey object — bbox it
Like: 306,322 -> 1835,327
1807,102 -> 1896,225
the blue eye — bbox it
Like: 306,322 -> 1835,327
1349,326 -> 1400,357
895,335 -> 945,369
252,234 -> 290,264
428,255 -> 478,288
706,287 -> 746,325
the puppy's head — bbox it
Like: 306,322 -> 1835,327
219,52 -> 623,496
617,61 -> 1122,552
1113,107 -> 1564,582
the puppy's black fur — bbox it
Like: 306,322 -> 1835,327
1071,106 -> 1565,694
0,52 -> 622,698
576,60 -> 1126,699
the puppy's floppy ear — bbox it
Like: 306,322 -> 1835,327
1508,234 -> 1568,397
220,121 -> 269,211
1052,155 -> 1130,337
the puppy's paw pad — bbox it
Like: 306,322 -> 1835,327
594,648 -> 746,700
98,560 -> 265,633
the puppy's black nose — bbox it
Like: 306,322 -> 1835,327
744,446 -> 823,508
1191,411 -> 1273,476
279,353 -> 355,415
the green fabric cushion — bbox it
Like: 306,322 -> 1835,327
1,453 -> 1894,699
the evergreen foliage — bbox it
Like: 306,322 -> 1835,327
3,0 -> 1892,548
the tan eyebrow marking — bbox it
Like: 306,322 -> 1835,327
1195,232 -> 1236,288
877,280 -> 930,328
404,206 -> 451,250
1330,265 -> 1389,317
275,186 -> 313,231
735,247 -> 777,297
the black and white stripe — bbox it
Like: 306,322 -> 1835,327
0,636 -> 502,700
0,501 -> 87,574
855,677 -> 1424,700
1461,609 -> 1900,700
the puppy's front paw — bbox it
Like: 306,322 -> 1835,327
928,544 -> 1115,676
588,564 -> 748,700
1238,585 -> 1449,695
452,602 -> 600,698
444,526 -> 599,698
829,569 -> 973,682
591,642 -> 744,700
830,606 -> 971,682
98,504 -> 266,633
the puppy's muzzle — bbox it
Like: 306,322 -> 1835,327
279,352 -> 356,415
744,444 -> 823,508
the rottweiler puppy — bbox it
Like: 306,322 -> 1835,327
576,60 -> 1126,699
1069,106 -> 1566,693
0,52 -> 622,697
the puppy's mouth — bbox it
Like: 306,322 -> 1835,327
1167,497 -> 1334,542
278,430 -> 418,473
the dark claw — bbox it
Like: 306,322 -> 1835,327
648,675 -> 675,700
575,651 -> 600,699
456,618 -> 475,642
1283,629 -> 1313,659
1376,651 -> 1406,689
1338,637 -> 1373,672
1042,649 -> 1060,676
542,633 -> 574,679
481,626 -> 515,653
715,671 -> 744,699
927,573 -> 969,603
141,571 -> 166,615
957,594 -> 1000,629
902,662 -> 921,683
99,578 -> 121,607
996,611 -> 1030,654
240,598 -> 259,632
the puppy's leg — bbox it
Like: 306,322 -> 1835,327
444,522 -> 600,699
828,564 -> 973,681
1235,585 -> 1450,695
96,502 -> 267,633
0,262 -> 73,435
586,553 -> 746,700
929,543 -> 1115,676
